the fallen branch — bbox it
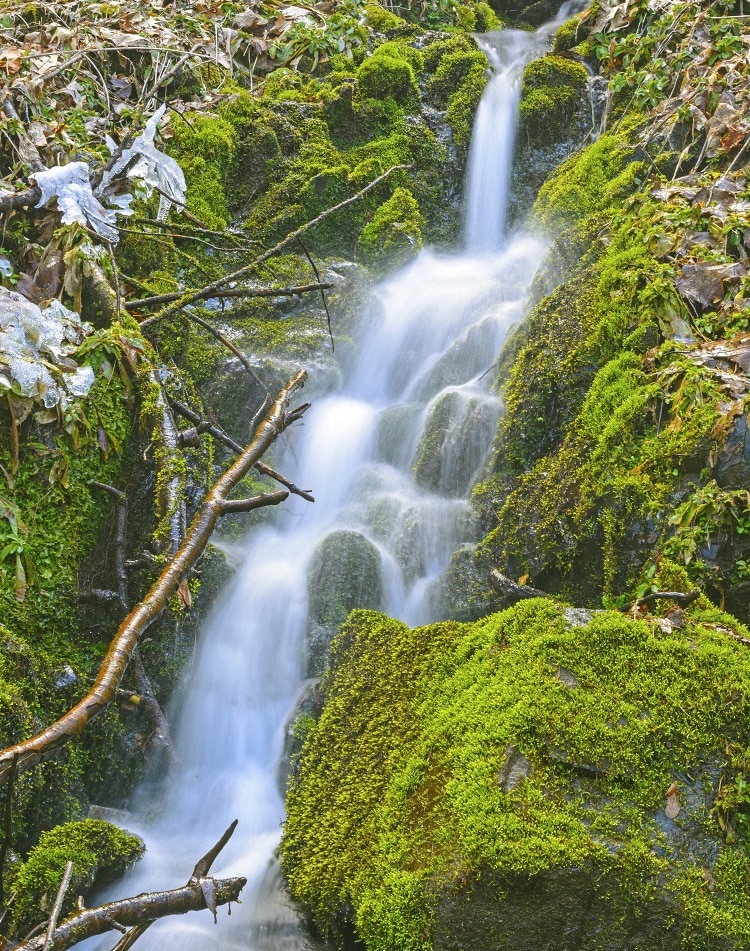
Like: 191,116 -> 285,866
0,184 -> 42,215
489,569 -> 548,604
0,371 -> 309,785
147,164 -> 410,326
14,820 -> 243,951
619,588 -> 701,614
171,400 -> 314,502
128,282 -> 332,313
42,861 -> 73,951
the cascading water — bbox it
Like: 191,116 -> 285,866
87,4 -> 585,948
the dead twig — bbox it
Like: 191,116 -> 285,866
297,236 -> 334,352
147,164 -> 410,326
129,282 -> 332,314
42,861 -> 73,951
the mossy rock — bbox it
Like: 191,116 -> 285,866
532,132 -> 640,230
375,403 -> 422,467
306,530 -> 384,675
366,2 -> 408,32
11,819 -> 144,933
282,602 -> 750,949
358,187 -> 424,270
357,50 -> 420,109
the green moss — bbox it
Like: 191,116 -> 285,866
426,47 -> 487,106
357,50 -> 419,109
12,819 -> 144,933
358,187 -> 423,269
533,133 -> 640,229
282,604 -> 750,948
366,2 -> 407,32
518,54 -> 589,147
552,15 -> 583,52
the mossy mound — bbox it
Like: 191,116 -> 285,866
518,54 -> 589,147
358,187 -> 424,269
282,602 -> 750,949
11,819 -> 144,934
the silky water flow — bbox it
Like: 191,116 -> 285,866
86,4 -> 585,948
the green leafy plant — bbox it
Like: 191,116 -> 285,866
0,494 -> 33,602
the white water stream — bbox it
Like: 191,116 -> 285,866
89,4 -> 584,948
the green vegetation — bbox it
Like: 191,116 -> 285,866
11,819 -> 144,934
282,602 -> 750,948
518,55 -> 589,146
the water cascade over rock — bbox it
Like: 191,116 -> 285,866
84,3 -> 585,948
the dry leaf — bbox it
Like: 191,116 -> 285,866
665,782 -> 681,820
178,579 -> 192,607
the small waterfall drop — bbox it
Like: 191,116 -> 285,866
86,5 -> 585,949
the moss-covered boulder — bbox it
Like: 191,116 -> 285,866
306,530 -> 384,674
11,819 -> 144,934
509,52 -> 592,225
358,187 -> 424,269
281,602 -> 750,949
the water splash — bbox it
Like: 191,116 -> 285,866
83,7 -> 585,950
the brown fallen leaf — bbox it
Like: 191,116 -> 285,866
665,782 -> 681,820
178,578 -> 193,607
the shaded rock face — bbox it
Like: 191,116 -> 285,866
414,389 -> 502,497
306,530 -> 384,675
433,867 -> 689,951
509,55 -> 595,228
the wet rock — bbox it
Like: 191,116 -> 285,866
716,410 -> 750,488
498,744 -> 531,791
306,530 -> 384,675
429,544 -> 503,622
432,866 -> 687,951
413,389 -> 502,497
375,403 -> 421,467
52,664 -> 79,691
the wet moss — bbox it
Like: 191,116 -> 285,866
357,49 -> 420,109
281,603 -> 750,949
518,55 -> 589,147
11,819 -> 144,934
358,187 -> 423,269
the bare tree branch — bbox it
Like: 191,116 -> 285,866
0,371 -> 309,785
146,164 -> 410,326
15,877 -> 246,951
42,861 -> 73,951
128,282 -> 332,313
171,400 -> 314,502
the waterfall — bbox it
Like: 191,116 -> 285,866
84,5 -> 585,949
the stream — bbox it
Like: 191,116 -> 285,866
89,3 -> 585,948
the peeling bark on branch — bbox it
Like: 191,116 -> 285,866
489,569 -> 548,604
14,820 -> 244,951
0,371 -> 309,785
14,878 -> 246,951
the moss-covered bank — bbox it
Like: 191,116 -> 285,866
282,601 -> 750,949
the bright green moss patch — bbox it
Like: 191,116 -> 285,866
533,133 -> 640,229
11,819 -> 144,933
357,49 -> 419,108
282,603 -> 750,949
518,55 -> 589,147
358,187 -> 423,268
